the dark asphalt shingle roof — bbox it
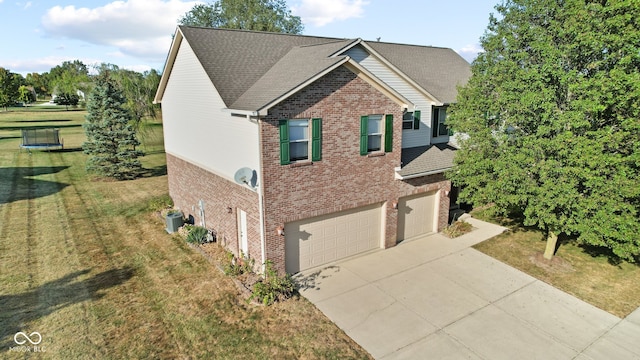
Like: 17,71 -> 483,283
367,42 -> 472,104
229,40 -> 353,110
177,26 -> 470,111
398,143 -> 457,177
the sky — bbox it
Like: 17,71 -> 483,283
0,0 -> 499,76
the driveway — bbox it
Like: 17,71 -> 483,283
295,216 -> 640,359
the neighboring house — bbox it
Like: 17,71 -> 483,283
154,26 -> 471,273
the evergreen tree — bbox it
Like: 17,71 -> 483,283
83,71 -> 144,180
447,0 -> 640,261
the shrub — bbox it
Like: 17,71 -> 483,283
250,261 -> 295,305
443,220 -> 473,238
186,225 -> 209,244
223,251 -> 253,276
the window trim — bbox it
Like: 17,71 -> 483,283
432,106 -> 449,137
402,110 -> 421,130
360,114 -> 393,155
279,118 -> 321,165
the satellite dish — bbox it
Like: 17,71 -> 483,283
234,167 -> 256,188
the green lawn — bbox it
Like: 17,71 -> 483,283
471,209 -> 640,318
0,107 -> 370,359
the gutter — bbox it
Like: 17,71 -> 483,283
222,108 -> 265,117
394,167 -> 453,180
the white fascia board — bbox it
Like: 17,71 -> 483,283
343,59 -> 413,110
328,38 -> 363,58
357,41 -> 441,104
221,108 -> 262,117
154,27 -> 183,104
395,167 -> 452,180
256,57 -> 351,114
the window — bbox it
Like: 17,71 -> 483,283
360,114 -> 393,155
368,115 -> 383,151
402,110 -> 421,130
279,118 -> 321,165
432,106 -> 449,137
289,119 -> 309,161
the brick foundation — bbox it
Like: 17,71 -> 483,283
166,154 -> 261,261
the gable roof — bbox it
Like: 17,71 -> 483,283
367,42 -> 471,104
155,26 -> 470,111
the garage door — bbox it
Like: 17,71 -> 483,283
285,204 -> 382,273
397,191 -> 438,242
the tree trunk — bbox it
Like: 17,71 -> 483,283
543,230 -> 558,260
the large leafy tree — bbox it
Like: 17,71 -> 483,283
50,60 -> 91,108
447,0 -> 640,261
179,0 -> 303,34
0,67 -> 21,110
83,71 -> 144,180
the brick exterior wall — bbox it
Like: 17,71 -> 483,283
166,154 -> 261,261
260,66 -> 450,273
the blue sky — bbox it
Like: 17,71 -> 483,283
0,0 -> 499,76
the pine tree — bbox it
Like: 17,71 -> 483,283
83,71 -> 144,180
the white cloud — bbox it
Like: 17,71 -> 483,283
292,0 -> 368,27
457,43 -> 483,63
2,55 -> 103,75
23,1 -> 32,10
41,0 -> 200,61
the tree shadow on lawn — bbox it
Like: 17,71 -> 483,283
0,267 -> 136,351
0,166 -> 70,205
141,164 -> 167,178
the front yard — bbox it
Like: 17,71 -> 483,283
0,107 -> 370,359
471,210 -> 640,318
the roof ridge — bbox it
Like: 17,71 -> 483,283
365,39 -> 453,50
179,25 -> 345,42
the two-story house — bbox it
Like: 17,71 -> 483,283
154,26 -> 471,273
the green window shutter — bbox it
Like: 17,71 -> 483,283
413,110 -> 421,130
311,118 -> 322,161
384,114 -> 393,152
432,108 -> 439,138
279,120 -> 290,165
360,115 -> 368,155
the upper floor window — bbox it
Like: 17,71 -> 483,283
289,119 -> 309,161
279,118 -> 322,165
402,110 -> 421,130
360,114 -> 393,155
432,106 -> 450,137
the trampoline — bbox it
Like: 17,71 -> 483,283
20,128 -> 64,151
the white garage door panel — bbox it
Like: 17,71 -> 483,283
285,204 -> 382,273
397,191 -> 438,241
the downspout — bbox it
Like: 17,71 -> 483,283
256,118 -> 267,274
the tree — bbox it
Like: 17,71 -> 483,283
179,0 -> 303,34
25,72 -> 50,99
54,92 -> 80,110
447,0 -> 640,262
96,64 -> 161,125
83,71 -> 144,180
50,60 -> 91,107
0,67 -> 20,110
18,85 -> 36,106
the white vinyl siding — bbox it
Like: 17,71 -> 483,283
162,40 -> 260,181
345,45 -> 445,148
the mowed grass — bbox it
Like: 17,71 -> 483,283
0,107 -> 370,359
471,210 -> 640,318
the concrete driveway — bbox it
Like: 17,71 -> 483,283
295,216 -> 640,359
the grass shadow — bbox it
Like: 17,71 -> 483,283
141,165 -> 167,178
0,166 -> 70,205
11,120 -> 73,123
0,267 -> 136,350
